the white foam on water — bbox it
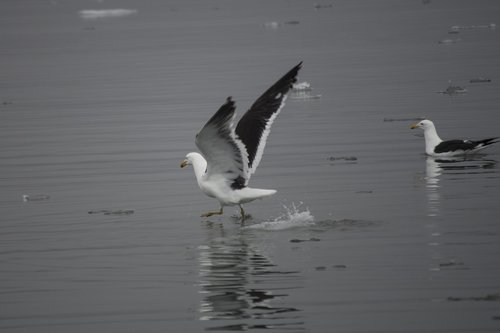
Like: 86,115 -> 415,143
79,9 -> 138,20
244,202 -> 315,231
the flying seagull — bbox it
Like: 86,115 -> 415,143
410,119 -> 498,156
180,62 -> 302,219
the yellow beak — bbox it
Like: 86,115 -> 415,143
180,159 -> 188,168
410,123 -> 419,129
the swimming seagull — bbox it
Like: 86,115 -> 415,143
410,119 -> 498,156
180,62 -> 302,219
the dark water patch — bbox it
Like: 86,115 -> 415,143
435,260 -> 468,271
438,38 -> 461,45
470,77 -> 492,83
289,237 -> 320,243
314,4 -> 333,9
314,219 -> 380,232
332,264 -> 347,270
439,260 -> 465,268
448,293 -> 500,302
327,156 -> 358,165
88,209 -> 135,215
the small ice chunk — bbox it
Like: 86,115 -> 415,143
23,194 -> 50,202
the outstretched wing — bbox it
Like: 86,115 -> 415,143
195,97 -> 248,189
235,62 -> 302,179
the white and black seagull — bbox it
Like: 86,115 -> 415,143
410,119 -> 498,156
180,62 -> 302,219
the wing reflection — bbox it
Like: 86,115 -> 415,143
424,155 -> 497,217
198,223 -> 303,331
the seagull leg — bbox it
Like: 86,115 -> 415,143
201,207 -> 223,218
239,205 -> 246,221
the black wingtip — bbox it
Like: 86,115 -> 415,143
280,61 -> 302,90
221,96 -> 236,109
291,61 -> 303,82
485,137 -> 500,146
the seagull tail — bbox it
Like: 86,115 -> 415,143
237,188 -> 277,204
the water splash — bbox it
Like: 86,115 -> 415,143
245,203 -> 314,231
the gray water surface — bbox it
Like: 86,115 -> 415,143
1,1 -> 500,332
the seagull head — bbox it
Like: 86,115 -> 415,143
410,119 -> 434,130
180,152 -> 204,168
180,154 -> 193,168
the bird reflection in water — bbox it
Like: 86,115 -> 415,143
198,223 -> 303,331
424,155 -> 497,217
424,157 -> 442,217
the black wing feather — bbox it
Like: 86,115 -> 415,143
434,137 -> 499,154
235,62 -> 302,170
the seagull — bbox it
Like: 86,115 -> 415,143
180,62 -> 302,219
410,119 -> 498,156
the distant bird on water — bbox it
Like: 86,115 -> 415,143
181,62 -> 302,219
410,119 -> 498,156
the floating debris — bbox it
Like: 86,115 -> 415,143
328,156 -> 358,162
314,4 -> 333,10
438,82 -> 467,95
315,266 -> 327,271
439,260 -> 465,268
447,292 -> 500,302
449,23 -> 496,32
469,77 -> 491,83
88,209 -> 135,215
383,117 -> 425,122
438,38 -> 461,45
333,264 -> 347,269
79,9 -> 138,20
290,237 -> 320,243
264,20 -> 300,29
315,218 -> 378,231
23,194 -> 50,202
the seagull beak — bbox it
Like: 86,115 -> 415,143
410,123 -> 419,129
180,159 -> 188,168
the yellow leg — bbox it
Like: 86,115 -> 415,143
239,205 -> 246,220
201,207 -> 223,218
